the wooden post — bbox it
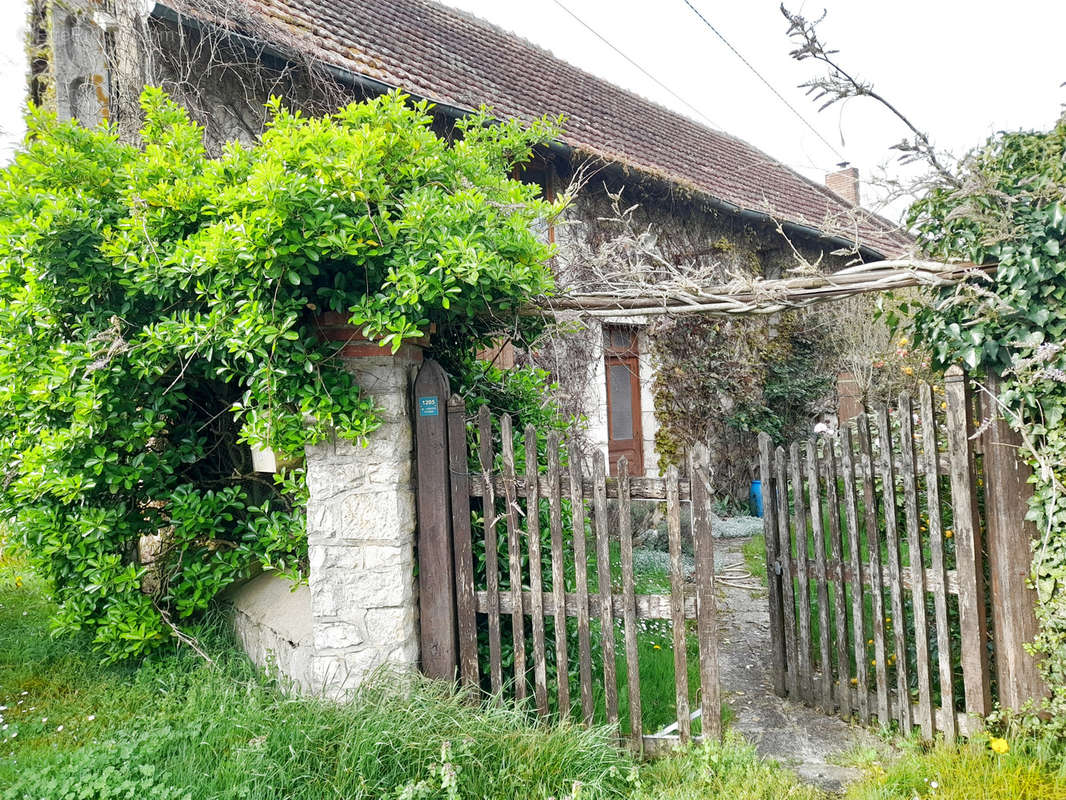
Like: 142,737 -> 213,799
592,450 -> 620,728
691,443 -> 722,741
413,360 -> 458,681
856,414 -> 890,724
478,406 -> 504,696
758,434 -> 787,698
919,383 -> 957,741
944,366 -> 992,718
500,414 -> 527,700
775,446 -> 800,700
980,373 -> 1049,709
617,457 -> 644,749
823,441 -> 852,716
839,426 -> 870,723
546,433 -> 571,716
806,438 -> 834,712
876,406 -> 912,732
666,465 -> 692,741
568,440 -> 596,724
447,395 -> 479,687
899,392 -> 935,739
788,442 -> 814,702
525,425 -> 550,716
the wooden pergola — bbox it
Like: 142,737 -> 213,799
540,259 -> 995,317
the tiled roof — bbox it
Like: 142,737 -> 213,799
176,0 -> 913,257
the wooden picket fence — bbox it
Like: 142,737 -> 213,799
758,367 -> 992,740
413,359 -> 723,753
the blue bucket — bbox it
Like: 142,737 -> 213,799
749,480 -> 764,518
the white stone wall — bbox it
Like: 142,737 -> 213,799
229,353 -> 421,699
227,572 -> 316,694
303,355 -> 420,698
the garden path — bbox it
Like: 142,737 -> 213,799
714,536 -> 880,794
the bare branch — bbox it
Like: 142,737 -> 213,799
780,4 -> 961,188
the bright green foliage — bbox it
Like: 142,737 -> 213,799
842,734 -> 1066,800
0,88 -> 558,660
904,114 -> 1066,720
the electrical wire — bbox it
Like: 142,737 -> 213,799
548,0 -> 722,131
680,0 -> 849,164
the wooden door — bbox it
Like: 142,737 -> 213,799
604,326 -> 644,476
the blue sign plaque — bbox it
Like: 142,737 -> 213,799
419,396 -> 440,417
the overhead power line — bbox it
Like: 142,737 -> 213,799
548,0 -> 722,131
679,0 -> 849,164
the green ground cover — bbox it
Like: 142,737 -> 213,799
2,541 -> 1061,800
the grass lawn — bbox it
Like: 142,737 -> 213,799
2,546 -> 1063,800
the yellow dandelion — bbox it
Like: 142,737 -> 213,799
898,338 -> 909,347
945,529 -> 954,539
850,677 -> 858,686
902,366 -> 914,376
941,401 -> 948,410
14,576 -> 22,589
871,659 -> 877,666
867,638 -> 874,645
885,616 -> 892,624
652,644 -> 662,650
989,737 -> 1009,754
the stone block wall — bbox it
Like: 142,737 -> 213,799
228,340 -> 422,699
305,354 -> 420,698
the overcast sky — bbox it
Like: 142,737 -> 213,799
2,1 -> 1063,221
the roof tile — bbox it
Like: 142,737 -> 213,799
188,0 -> 913,256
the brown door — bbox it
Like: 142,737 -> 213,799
604,326 -> 644,476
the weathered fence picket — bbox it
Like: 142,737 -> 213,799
477,405 -> 503,697
757,436 -> 787,699
436,400 -> 723,751
897,392 -> 935,739
759,377 -> 994,739
567,439 -> 595,723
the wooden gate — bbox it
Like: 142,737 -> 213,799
757,368 -> 994,740
413,359 -> 722,752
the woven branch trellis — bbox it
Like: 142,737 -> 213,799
538,260 -> 996,318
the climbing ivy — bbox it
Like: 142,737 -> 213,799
650,312 -> 833,504
0,88 -> 559,660
903,113 -> 1066,722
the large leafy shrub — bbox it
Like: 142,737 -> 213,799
0,88 -> 558,660
904,113 -> 1066,721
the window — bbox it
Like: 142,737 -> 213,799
603,325 -> 643,476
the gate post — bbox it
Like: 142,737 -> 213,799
944,366 -> 992,718
413,360 -> 458,680
980,373 -> 1049,708
303,315 -> 423,698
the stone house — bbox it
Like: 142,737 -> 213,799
32,0 -> 909,484
25,0 -> 909,692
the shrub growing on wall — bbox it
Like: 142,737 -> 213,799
0,88 -> 559,660
650,311 -> 834,505
903,113 -> 1066,722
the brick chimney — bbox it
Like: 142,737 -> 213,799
825,166 -> 861,207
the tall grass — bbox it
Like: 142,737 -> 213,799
0,560 -> 635,799
843,735 -> 1066,800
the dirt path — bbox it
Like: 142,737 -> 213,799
713,536 -> 878,794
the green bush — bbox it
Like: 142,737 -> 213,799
904,114 -> 1066,721
0,88 -> 558,660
